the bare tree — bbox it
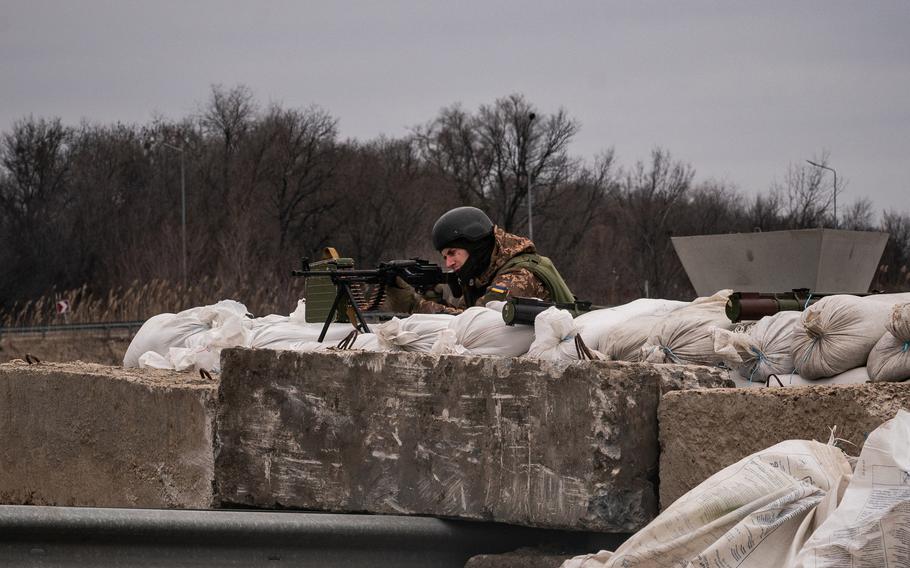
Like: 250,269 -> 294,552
198,84 -> 257,202
0,116 -> 74,298
534,150 -> 619,293
875,210 -> 910,291
746,190 -> 784,232
257,104 -> 339,259
616,148 -> 695,298
415,93 -> 580,231
840,197 -> 875,231
774,152 -> 837,229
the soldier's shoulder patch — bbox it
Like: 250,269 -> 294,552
489,284 -> 509,295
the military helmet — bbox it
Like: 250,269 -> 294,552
432,207 -> 494,250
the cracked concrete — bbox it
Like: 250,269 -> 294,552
214,349 -> 730,532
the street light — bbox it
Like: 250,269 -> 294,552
152,138 -> 188,288
806,160 -> 837,229
526,112 -> 536,241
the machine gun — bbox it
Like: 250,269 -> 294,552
293,256 -> 458,341
725,289 -> 873,322
502,296 -> 594,326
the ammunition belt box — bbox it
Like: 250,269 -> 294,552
304,258 -> 355,324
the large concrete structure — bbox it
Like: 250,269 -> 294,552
658,382 -> 910,508
672,228 -> 889,295
214,349 -> 731,532
0,360 -> 217,508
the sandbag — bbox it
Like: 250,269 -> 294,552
128,299 -> 254,371
524,307 -> 605,361
124,313 -> 209,368
374,314 -> 453,353
729,366 -> 870,388
790,293 -> 910,380
562,438 -> 851,568
792,410 -> 910,567
713,311 -> 802,383
294,331 -> 381,353
597,313 -> 664,362
249,319 -> 355,350
642,290 -> 734,366
431,306 -> 534,357
575,298 -> 687,349
867,302 -> 910,382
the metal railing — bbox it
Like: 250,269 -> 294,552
0,505 -> 625,567
0,321 -> 145,337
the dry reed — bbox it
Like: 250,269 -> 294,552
1,274 -> 305,328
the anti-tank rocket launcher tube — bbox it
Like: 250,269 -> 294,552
725,289 -> 873,323
502,297 -> 594,326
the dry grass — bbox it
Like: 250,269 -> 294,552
1,275 -> 305,328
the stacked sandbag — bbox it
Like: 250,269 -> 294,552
431,306 -> 534,357
563,438 -> 851,568
641,290 -> 734,366
576,298 -> 687,352
250,318 -> 355,350
374,314 -> 453,353
792,410 -> 910,567
294,332 -> 381,353
867,302 -> 910,382
123,313 -> 209,368
598,313 -> 665,362
729,366 -> 870,389
125,299 -> 252,370
790,293 -> 910,379
524,307 -> 606,361
712,311 -> 802,383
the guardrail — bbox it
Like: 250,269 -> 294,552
0,505 -> 623,567
0,321 -> 145,337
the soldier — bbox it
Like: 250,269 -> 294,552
384,206 -> 575,314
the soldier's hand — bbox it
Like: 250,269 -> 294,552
382,276 -> 420,314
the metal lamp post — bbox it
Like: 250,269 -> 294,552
526,112 -> 536,241
806,160 -> 837,229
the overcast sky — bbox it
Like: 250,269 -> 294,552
2,1 -> 908,215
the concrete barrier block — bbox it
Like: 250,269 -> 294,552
215,349 -> 729,532
0,361 -> 217,508
659,382 -> 910,509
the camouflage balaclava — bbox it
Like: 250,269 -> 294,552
450,234 -> 496,284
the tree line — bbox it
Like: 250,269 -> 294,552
2,85 -> 908,320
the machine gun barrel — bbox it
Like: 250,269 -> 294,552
292,257 -> 457,341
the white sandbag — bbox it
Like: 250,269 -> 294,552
730,366 -> 870,388
792,409 -> 910,568
250,319 -> 355,350
641,290 -> 734,366
136,350 -> 174,370
713,311 -> 802,383
127,299 -> 255,371
138,345 -> 221,372
791,293 -> 910,380
597,313 -> 664,362
430,307 -> 534,357
178,299 -> 250,321
524,307 -> 605,361
575,298 -> 687,349
124,313 -> 209,368
294,331 -> 382,353
374,314 -> 452,353
867,302 -> 910,382
565,438 -> 851,568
